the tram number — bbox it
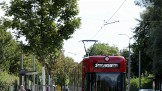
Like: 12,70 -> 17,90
94,63 -> 119,68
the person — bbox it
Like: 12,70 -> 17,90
19,85 -> 26,91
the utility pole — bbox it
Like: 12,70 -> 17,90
138,50 -> 141,91
20,42 -> 24,86
128,38 -> 131,91
32,54 -> 35,91
119,34 -> 131,91
0,2 -> 4,5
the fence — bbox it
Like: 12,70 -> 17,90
0,84 -> 57,91
34,85 -> 70,91
34,85 -> 57,91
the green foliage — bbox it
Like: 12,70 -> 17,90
130,78 -> 138,91
0,71 -> 18,86
65,78 -> 69,85
3,0 -> 81,70
0,24 -> 42,75
135,0 -> 162,7
87,43 -> 119,56
68,61 -> 82,88
120,49 -> 129,60
52,53 -> 78,85
22,54 -> 42,74
130,74 -> 153,91
132,0 -> 162,75
0,24 -> 20,74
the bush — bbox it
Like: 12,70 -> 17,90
0,71 -> 19,91
140,75 -> 152,89
130,74 -> 153,91
130,77 -> 138,91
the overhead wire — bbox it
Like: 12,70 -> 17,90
66,0 -> 127,60
92,0 -> 127,39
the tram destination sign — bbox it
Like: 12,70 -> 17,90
94,63 -> 119,68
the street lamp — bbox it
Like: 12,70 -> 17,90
119,34 -> 131,91
0,2 -> 4,5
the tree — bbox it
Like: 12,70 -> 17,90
0,19 -> 42,75
134,0 -> 162,9
0,71 -> 19,91
3,0 -> 81,77
52,52 -> 77,86
0,22 -> 20,74
120,49 -> 129,59
132,0 -> 162,75
134,0 -> 154,7
87,43 -> 119,56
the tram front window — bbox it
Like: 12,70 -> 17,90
84,73 -> 125,91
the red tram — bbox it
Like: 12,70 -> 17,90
69,56 -> 126,91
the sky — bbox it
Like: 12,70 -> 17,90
63,0 -> 145,62
0,0 -> 145,63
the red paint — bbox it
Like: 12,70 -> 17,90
82,56 -> 126,91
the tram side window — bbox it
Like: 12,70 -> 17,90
84,73 -> 94,91
84,73 -> 88,91
121,73 -> 126,91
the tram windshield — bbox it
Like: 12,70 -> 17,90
84,73 -> 125,91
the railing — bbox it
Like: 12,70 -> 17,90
34,85 -> 57,91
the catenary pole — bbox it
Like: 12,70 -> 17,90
138,50 -> 141,90
119,34 -> 131,91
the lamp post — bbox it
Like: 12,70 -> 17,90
0,3 -> 3,5
20,41 -> 24,86
138,50 -> 141,91
119,34 -> 131,91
